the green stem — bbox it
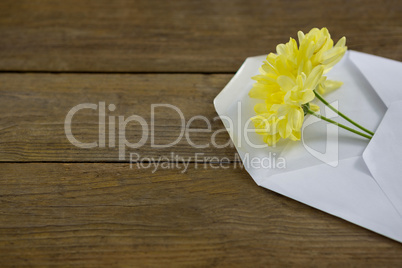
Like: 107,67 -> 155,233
306,109 -> 372,140
313,91 -> 375,136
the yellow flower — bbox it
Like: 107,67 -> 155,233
298,27 -> 347,74
248,27 -> 347,146
297,27 -> 347,94
251,66 -> 324,144
316,79 -> 344,95
279,65 -> 324,105
251,110 -> 281,146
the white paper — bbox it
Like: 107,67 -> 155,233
214,50 -> 402,242
349,51 -> 402,107
363,101 -> 402,218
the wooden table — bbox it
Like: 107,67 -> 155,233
1,0 -> 401,266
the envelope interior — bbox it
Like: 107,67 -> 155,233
214,51 -> 402,243
215,51 -> 387,181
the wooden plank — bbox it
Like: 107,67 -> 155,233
0,0 -> 401,72
0,163 -> 401,267
0,73 -> 240,162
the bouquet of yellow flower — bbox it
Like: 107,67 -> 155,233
249,27 -> 374,146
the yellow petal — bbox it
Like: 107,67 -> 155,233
263,133 -> 280,146
309,103 -> 320,112
289,130 -> 301,141
335,36 -> 346,48
252,74 -> 276,84
288,107 -> 304,130
322,47 -> 346,64
276,43 -> 287,55
300,89 -> 315,104
259,64 -> 275,76
277,119 -> 292,139
248,85 -> 268,99
277,75 -> 295,92
305,65 -> 324,90
297,31 -> 305,44
255,103 -> 269,114
321,80 -> 343,94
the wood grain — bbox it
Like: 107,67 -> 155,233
0,73 -> 237,162
1,163 -> 402,267
1,0 -> 402,266
0,0 -> 401,72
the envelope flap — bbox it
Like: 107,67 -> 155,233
363,100 -> 402,218
260,156 -> 402,243
349,50 -> 402,107
214,55 -> 265,116
214,50 -> 402,243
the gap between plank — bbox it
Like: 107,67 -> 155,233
0,70 -> 236,75
0,160 -> 243,164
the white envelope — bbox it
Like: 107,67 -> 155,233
214,50 -> 402,243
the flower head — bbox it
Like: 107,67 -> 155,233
298,28 -> 347,74
249,27 -> 347,146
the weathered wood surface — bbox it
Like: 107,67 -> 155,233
0,0 -> 401,72
0,73 -> 236,162
1,0 -> 402,266
1,163 -> 402,267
